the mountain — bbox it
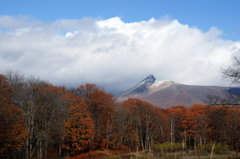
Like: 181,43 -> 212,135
118,75 -> 239,108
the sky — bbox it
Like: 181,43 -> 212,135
0,0 -> 240,93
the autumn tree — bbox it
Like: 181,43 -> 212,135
109,103 -> 140,151
73,84 -> 115,150
62,93 -> 94,156
32,83 -> 67,158
0,75 -> 27,158
123,98 -> 169,151
206,106 -> 228,143
224,106 -> 240,152
7,73 -> 67,159
166,106 -> 187,143
182,105 -> 209,148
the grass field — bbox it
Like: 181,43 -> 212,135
104,151 -> 240,159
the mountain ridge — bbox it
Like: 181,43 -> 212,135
118,74 -> 238,108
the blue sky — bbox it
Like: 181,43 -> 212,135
0,0 -> 240,93
0,0 -> 239,40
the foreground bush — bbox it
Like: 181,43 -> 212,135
153,142 -> 183,152
200,143 -> 229,154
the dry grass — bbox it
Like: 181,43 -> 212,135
65,150 -> 124,159
63,149 -> 240,159
104,151 -> 240,159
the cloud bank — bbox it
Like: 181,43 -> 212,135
0,15 -> 239,93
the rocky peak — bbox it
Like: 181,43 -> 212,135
141,74 -> 156,85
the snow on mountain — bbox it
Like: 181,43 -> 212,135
120,74 -> 155,96
148,80 -> 177,93
119,74 -> 177,100
118,74 -> 240,107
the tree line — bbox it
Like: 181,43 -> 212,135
0,73 -> 240,159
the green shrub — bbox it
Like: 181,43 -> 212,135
199,143 -> 229,154
153,142 -> 183,152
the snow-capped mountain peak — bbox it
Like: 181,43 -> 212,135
118,75 -> 238,108
149,80 -> 177,93
120,75 -> 175,97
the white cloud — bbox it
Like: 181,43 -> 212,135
0,15 -> 239,93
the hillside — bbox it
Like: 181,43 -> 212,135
118,74 -> 238,107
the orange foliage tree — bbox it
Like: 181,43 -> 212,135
7,75 -> 68,159
166,106 -> 187,143
122,98 -> 169,151
74,84 -> 115,150
0,75 -> 27,158
224,106 -> 240,151
182,105 -> 210,148
109,103 -> 140,151
207,106 -> 228,144
62,93 -> 94,156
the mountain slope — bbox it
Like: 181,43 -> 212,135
120,74 -> 156,96
118,75 -> 237,108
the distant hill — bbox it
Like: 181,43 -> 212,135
118,74 -> 240,108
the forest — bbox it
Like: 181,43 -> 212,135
0,72 -> 240,159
